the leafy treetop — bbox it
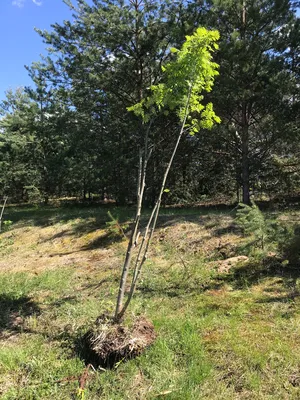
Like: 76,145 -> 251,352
128,27 -> 221,134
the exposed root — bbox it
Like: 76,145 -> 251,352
80,316 -> 156,368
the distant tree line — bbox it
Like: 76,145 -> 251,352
1,0 -> 300,205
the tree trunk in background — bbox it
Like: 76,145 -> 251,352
242,141 -> 250,204
241,102 -> 250,205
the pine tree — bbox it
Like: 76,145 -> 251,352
207,0 -> 299,203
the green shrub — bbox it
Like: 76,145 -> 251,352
24,185 -> 43,205
1,219 -> 13,232
278,229 -> 300,267
235,202 -> 268,250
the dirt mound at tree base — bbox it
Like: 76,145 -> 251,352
80,316 -> 156,368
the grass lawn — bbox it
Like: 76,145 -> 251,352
0,204 -> 300,399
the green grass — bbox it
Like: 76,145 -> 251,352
1,204 -> 300,399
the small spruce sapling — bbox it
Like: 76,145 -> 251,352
236,202 -> 300,263
236,202 -> 268,250
106,211 -> 128,239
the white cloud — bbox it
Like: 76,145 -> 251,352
12,0 -> 43,7
12,0 -> 25,7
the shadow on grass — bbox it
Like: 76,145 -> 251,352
135,276 -> 222,299
0,292 -> 84,347
212,224 -> 241,237
136,285 -> 184,298
5,203 -> 135,231
220,257 -> 300,288
134,255 -> 300,306
50,295 -> 78,308
80,277 -> 117,292
81,232 -> 125,250
256,294 -> 299,304
212,256 -> 300,305
154,212 -> 232,230
0,294 -> 40,336
48,232 -> 124,257
5,201 -> 236,230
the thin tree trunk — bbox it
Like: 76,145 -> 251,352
241,133 -> 250,204
236,184 -> 240,203
240,1 -> 250,205
114,123 -> 152,320
0,197 -> 8,233
241,103 -> 250,205
116,87 -> 193,321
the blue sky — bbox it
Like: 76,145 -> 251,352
0,0 -> 74,99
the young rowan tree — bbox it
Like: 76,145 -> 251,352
115,27 -> 221,321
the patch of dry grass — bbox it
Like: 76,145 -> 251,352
0,217 -> 123,273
